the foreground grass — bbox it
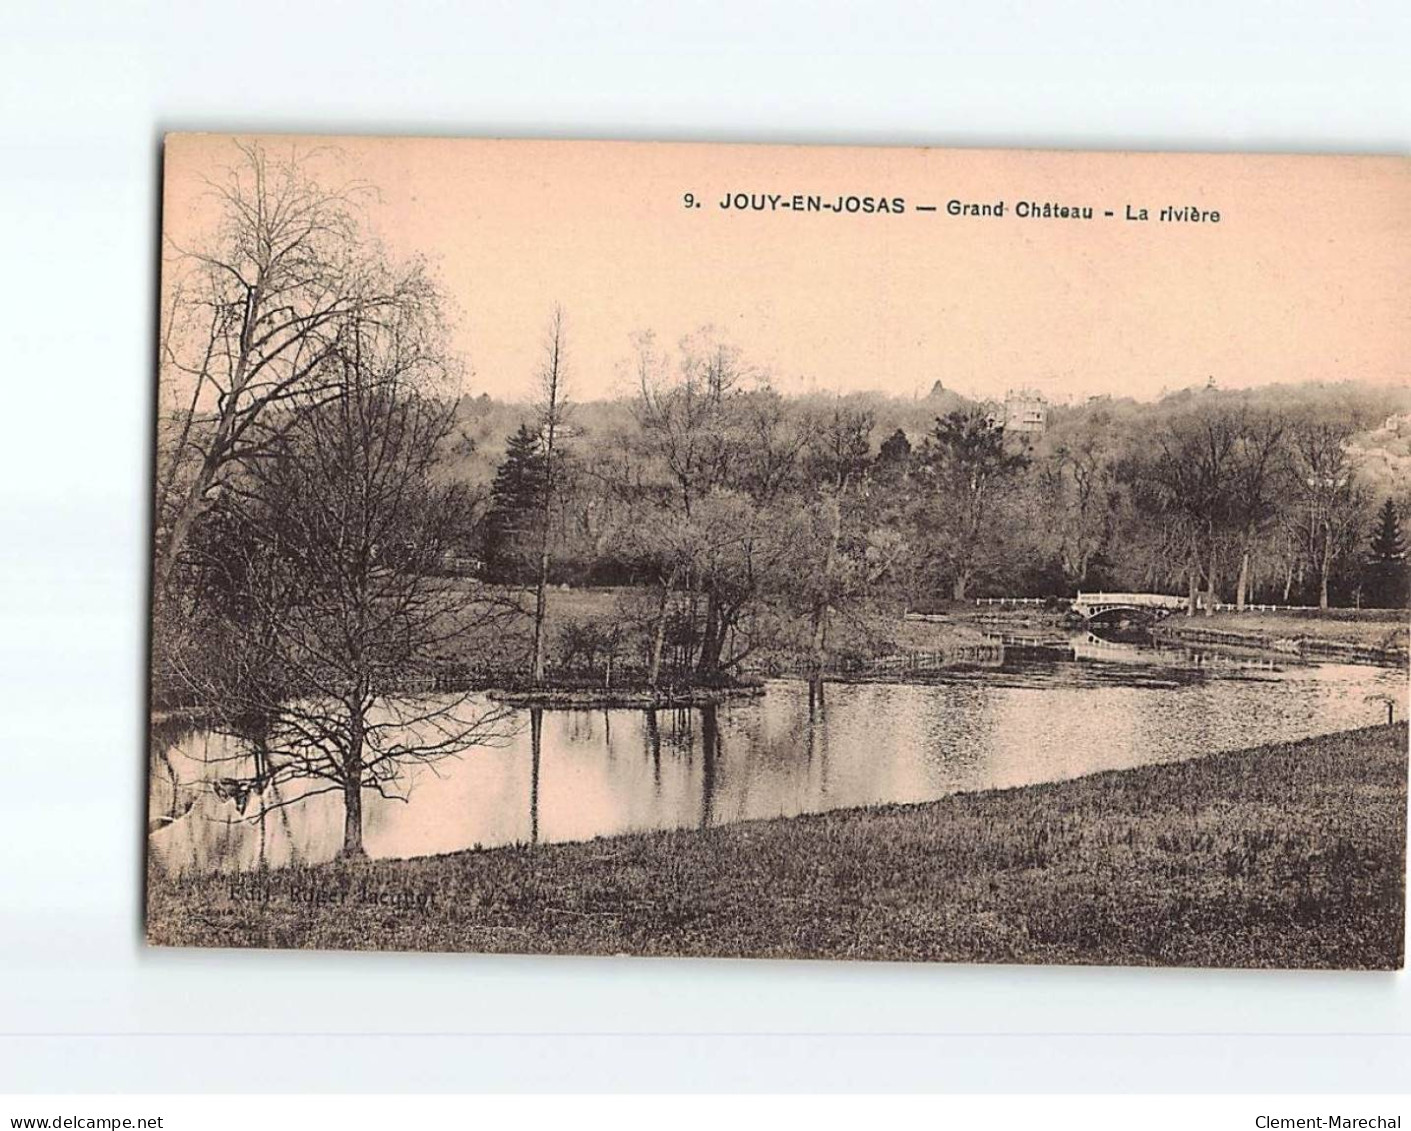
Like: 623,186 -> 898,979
148,724 -> 1408,969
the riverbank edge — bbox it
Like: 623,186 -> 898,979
147,722 -> 1409,969
153,679 -> 768,723
1152,621 -> 1409,667
486,682 -> 767,708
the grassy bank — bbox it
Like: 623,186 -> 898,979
1158,608 -> 1407,648
1155,609 -> 1408,665
148,724 -> 1408,969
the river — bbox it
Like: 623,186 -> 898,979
148,632 -> 1408,876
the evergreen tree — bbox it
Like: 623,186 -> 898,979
878,427 -> 912,467
481,424 -> 548,582
1364,497 -> 1408,608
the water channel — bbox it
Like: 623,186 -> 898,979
148,632 -> 1408,876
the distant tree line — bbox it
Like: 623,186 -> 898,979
477,337 -> 1410,673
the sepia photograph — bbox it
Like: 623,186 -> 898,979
145,134 -> 1409,970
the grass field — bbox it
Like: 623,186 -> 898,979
1164,608 -> 1407,644
148,723 -> 1409,969
1157,609 -> 1408,659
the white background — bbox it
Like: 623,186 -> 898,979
1,0 -> 1408,1094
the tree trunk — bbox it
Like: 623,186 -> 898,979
529,707 -> 542,847
156,314 -> 258,594
531,308 -> 564,686
157,442 -> 224,594
342,779 -> 364,858
1319,531 -> 1332,610
648,566 -> 678,689
531,546 -> 550,685
341,708 -> 367,858
952,569 -> 970,602
694,586 -> 716,674
253,728 -> 270,873
811,497 -> 842,673
1187,563 -> 1199,616
810,603 -> 828,674
1204,546 -> 1218,618
1235,547 -> 1250,611
697,624 -> 726,678
696,589 -> 721,676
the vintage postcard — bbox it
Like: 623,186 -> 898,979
147,134 -> 1409,968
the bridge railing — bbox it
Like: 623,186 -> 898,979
1079,592 -> 1328,614
1076,591 -> 1187,608
974,593 -> 1328,614
975,593 -> 1187,608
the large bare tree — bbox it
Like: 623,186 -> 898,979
1041,431 -> 1118,588
1229,412 -> 1288,610
175,321 -> 511,858
155,139 -> 440,595
1147,408 -> 1242,616
630,329 -> 741,686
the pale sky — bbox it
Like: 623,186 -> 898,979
162,134 -> 1411,404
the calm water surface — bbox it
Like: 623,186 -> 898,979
150,634 -> 1409,876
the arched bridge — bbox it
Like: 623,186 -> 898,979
1072,591 -> 1187,621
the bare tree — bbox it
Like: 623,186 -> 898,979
1229,413 -> 1288,609
1043,432 -> 1117,587
630,329 -> 742,686
530,306 -> 570,685
176,322 -> 512,858
1292,420 -> 1366,609
632,328 -> 741,519
155,139 -> 440,595
802,404 -> 874,672
1147,408 -> 1241,616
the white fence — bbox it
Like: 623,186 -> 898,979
974,593 -> 1325,614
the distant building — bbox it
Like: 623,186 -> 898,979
979,389 -> 1048,437
1002,389 -> 1048,434
998,389 -> 1055,431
